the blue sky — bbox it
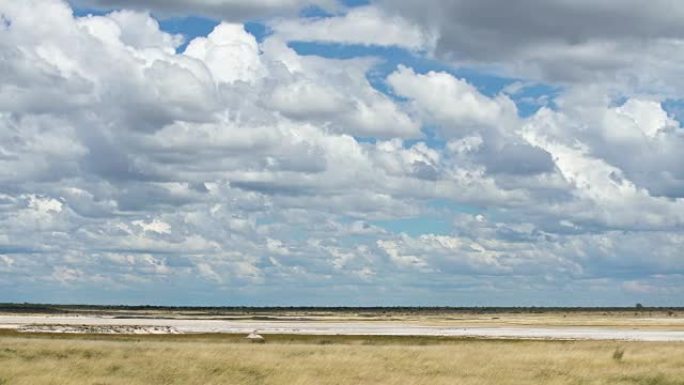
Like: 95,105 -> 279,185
1,0 -> 684,306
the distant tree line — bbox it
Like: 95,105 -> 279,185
0,303 -> 680,314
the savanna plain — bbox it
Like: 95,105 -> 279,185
1,307 -> 683,385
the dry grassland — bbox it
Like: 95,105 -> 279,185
0,333 -> 683,385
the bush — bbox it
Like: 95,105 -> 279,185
613,347 -> 625,362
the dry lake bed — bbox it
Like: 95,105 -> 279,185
3,313 -> 684,341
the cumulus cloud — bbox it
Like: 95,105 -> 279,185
388,65 -> 519,135
378,0 -> 684,93
388,66 -> 555,176
183,23 -> 267,84
374,213 -> 684,304
0,0 -> 435,299
2,0 -> 684,305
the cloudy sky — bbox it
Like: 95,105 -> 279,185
1,0 -> 683,306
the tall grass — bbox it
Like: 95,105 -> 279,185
0,335 -> 682,384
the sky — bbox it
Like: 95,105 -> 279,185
1,0 -> 683,306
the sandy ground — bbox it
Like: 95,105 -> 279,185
2,315 -> 684,341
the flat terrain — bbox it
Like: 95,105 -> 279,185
3,309 -> 684,340
0,333 -> 683,385
1,308 -> 683,384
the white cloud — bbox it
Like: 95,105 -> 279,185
91,10 -> 182,51
271,6 -> 437,51
377,239 -> 430,271
388,66 -> 518,136
614,99 -> 677,139
132,219 -> 172,234
184,23 -> 265,84
261,43 -> 421,137
2,0 -> 684,305
0,255 -> 14,268
521,92 -> 684,225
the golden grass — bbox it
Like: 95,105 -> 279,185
1,334 -> 683,385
